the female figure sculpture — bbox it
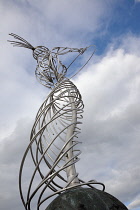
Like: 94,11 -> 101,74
9,33 -> 105,210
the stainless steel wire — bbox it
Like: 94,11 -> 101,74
9,33 -> 105,210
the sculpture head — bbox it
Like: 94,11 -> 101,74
8,33 -> 95,88
8,33 -> 67,88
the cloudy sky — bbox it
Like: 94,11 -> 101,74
0,0 -> 140,209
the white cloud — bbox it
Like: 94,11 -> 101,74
106,33 -> 140,57
0,0 -> 140,209
0,0 -> 115,48
24,0 -> 111,34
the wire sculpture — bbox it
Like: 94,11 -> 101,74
8,33 -> 105,210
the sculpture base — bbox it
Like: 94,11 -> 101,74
46,187 -> 128,210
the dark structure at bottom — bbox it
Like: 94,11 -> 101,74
46,187 -> 128,210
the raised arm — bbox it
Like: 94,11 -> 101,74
51,46 -> 88,56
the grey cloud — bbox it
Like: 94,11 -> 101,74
0,118 -> 32,164
0,118 -> 33,210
